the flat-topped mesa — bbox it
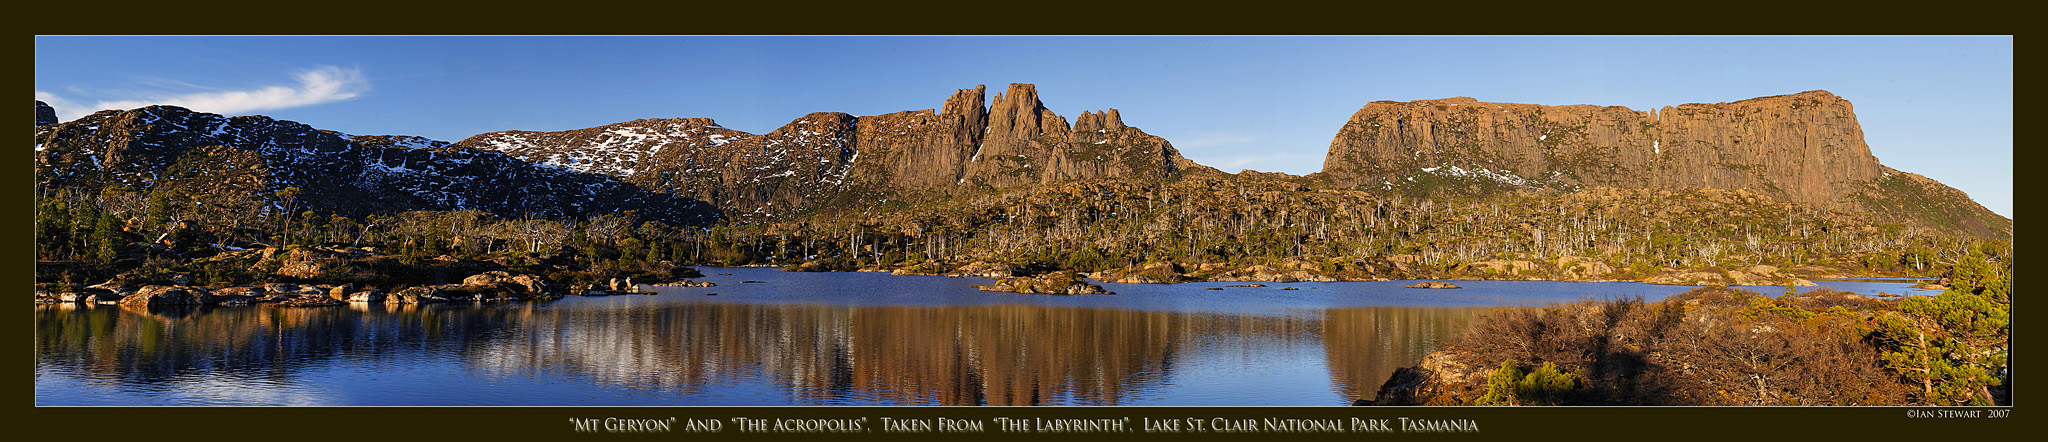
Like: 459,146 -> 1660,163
1322,90 -> 1882,206
1322,90 -> 2007,237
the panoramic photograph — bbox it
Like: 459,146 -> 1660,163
34,36 -> 2010,411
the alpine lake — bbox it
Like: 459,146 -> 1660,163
34,267 -> 1935,406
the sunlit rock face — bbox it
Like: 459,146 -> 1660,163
449,83 -> 1207,218
1319,91 -> 2006,237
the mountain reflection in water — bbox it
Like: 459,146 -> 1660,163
35,300 -> 1493,406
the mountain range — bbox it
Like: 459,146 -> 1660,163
32,85 -> 2009,237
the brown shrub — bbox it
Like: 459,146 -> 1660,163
1434,287 -> 1911,405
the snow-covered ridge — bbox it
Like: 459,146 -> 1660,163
35,105 -> 720,226
456,119 -> 748,178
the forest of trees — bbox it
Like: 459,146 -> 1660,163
35,169 -> 2009,293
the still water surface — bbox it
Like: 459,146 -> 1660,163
34,267 -> 1931,406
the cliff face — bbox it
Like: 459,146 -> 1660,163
1322,91 -> 2005,236
33,106 -> 719,226
958,84 -> 1201,189
456,83 -> 1205,217
1322,97 -> 1658,192
1651,91 -> 1883,205
841,84 -> 988,193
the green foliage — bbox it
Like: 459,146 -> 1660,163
90,211 -> 124,266
1066,246 -> 1108,272
1477,360 -> 1582,406
1860,246 -> 2010,405
1476,360 -> 1523,406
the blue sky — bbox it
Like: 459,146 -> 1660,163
34,36 -> 2012,217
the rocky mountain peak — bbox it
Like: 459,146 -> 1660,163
1074,109 -> 1126,132
37,100 -> 58,126
987,83 -> 1069,141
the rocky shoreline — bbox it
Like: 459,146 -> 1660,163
30,268 -> 730,308
835,256 -> 1850,287
35,242 -> 1915,308
32,243 -> 719,307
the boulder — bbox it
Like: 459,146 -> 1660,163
1359,350 -> 1478,406
346,290 -> 385,303
389,285 -> 454,304
274,297 -> 344,307
118,285 -> 212,306
327,284 -> 357,300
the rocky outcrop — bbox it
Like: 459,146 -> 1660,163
116,285 -> 212,306
388,271 -> 568,303
1321,91 -> 2007,237
37,100 -> 58,126
1358,350 -> 1479,405
975,272 -> 1113,295
1405,281 -> 1461,289
465,270 -> 565,297
33,106 -> 719,226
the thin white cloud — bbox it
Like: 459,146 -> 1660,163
36,66 -> 368,122
1178,131 -> 1258,148
1194,151 -> 1323,175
